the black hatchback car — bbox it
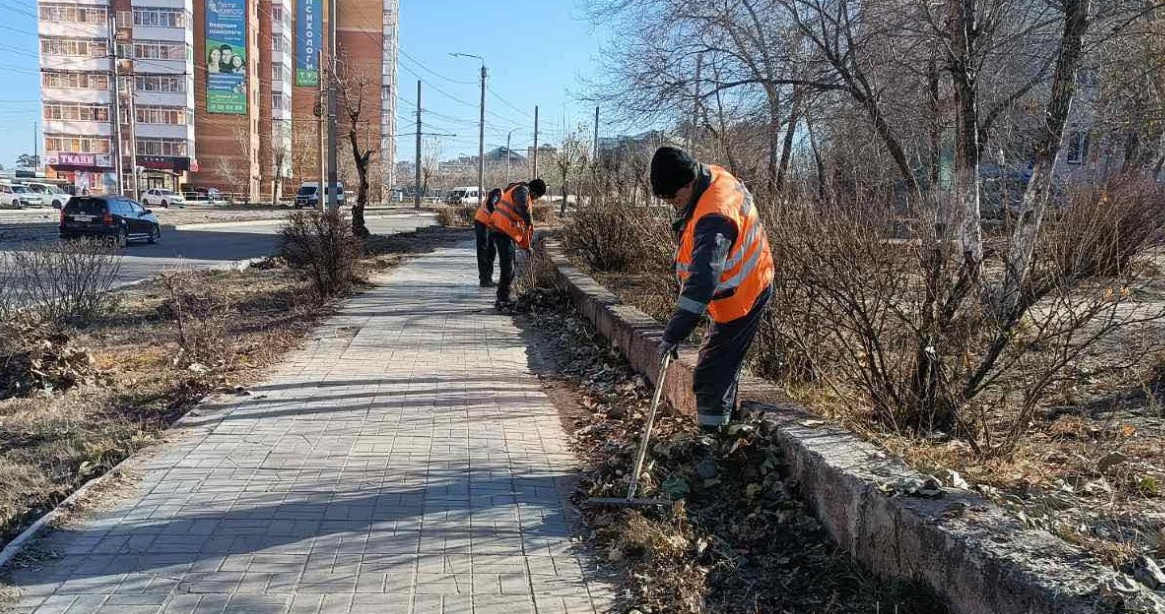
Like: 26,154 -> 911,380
60,195 -> 161,246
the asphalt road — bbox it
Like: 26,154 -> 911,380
0,213 -> 436,289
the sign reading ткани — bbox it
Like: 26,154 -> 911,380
296,0 -> 321,86
205,0 -> 247,115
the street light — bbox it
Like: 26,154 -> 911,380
505,127 -> 524,185
450,53 -> 486,208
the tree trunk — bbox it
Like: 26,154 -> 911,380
1001,0 -> 1092,314
775,87 -> 801,194
348,129 -> 369,237
945,0 -> 984,268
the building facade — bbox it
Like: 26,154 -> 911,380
38,0 -> 398,201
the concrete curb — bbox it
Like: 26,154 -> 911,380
543,240 -> 1164,614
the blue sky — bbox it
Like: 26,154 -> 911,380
396,0 -> 608,163
0,0 -> 607,171
0,0 -> 46,170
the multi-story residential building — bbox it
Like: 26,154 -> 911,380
38,0 -> 399,201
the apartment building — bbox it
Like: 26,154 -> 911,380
38,0 -> 398,201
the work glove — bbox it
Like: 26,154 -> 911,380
660,339 -> 680,360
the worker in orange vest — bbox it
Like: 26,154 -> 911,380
651,147 -> 774,432
489,178 -> 546,309
474,188 -> 503,287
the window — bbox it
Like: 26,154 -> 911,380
136,138 -> 187,157
42,72 -> 110,90
45,134 -> 111,154
136,106 -> 186,125
1066,131 -> 1090,164
133,40 -> 187,61
272,36 -> 286,53
43,102 -> 111,122
40,38 -> 108,58
271,5 -> 283,22
117,11 -> 131,28
135,74 -> 186,93
133,8 -> 188,28
39,4 -> 107,24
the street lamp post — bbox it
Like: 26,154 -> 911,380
505,127 -> 523,185
450,53 -> 486,208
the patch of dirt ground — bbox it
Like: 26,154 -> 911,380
515,287 -> 947,614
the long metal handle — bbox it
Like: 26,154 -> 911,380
626,352 -> 673,500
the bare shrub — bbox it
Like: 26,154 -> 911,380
157,268 -> 233,370
531,202 -> 557,224
6,238 -> 123,327
1038,179 -> 1165,282
278,209 -> 364,297
766,188 -> 1165,456
435,206 -> 475,227
562,202 -> 672,273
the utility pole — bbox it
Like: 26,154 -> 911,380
505,127 -> 521,185
414,80 -> 422,210
532,105 -> 539,179
33,121 -> 38,171
326,0 -> 338,209
108,14 -> 124,196
477,63 -> 486,208
127,73 -> 139,198
317,49 -> 326,211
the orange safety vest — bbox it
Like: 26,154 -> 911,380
490,184 -> 533,250
675,165 -> 774,323
474,198 -> 493,227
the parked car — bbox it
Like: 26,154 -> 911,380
294,181 -> 346,208
0,184 -> 22,209
141,188 -> 185,208
60,195 -> 160,246
11,185 -> 45,208
23,182 -> 69,208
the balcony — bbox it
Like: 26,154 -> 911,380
39,21 -> 107,39
41,88 -> 114,106
44,120 -> 114,137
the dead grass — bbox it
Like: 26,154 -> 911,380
0,267 -> 331,546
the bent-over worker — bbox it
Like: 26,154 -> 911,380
489,178 -> 546,309
475,188 -> 503,287
651,147 -> 774,432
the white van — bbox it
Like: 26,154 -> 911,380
294,181 -> 346,208
445,186 -> 482,206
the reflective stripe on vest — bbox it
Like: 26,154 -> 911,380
674,165 -> 775,323
490,185 -> 532,247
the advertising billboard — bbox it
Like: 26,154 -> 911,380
296,0 -> 321,86
205,0 -> 247,115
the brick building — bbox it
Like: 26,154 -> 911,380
38,0 -> 398,201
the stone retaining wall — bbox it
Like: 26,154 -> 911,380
544,241 -> 1164,614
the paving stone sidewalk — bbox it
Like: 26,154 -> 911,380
2,245 -> 616,614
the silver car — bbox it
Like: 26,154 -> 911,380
11,185 -> 44,207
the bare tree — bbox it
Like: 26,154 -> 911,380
421,137 -> 444,202
554,126 -> 591,214
335,62 -> 378,237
